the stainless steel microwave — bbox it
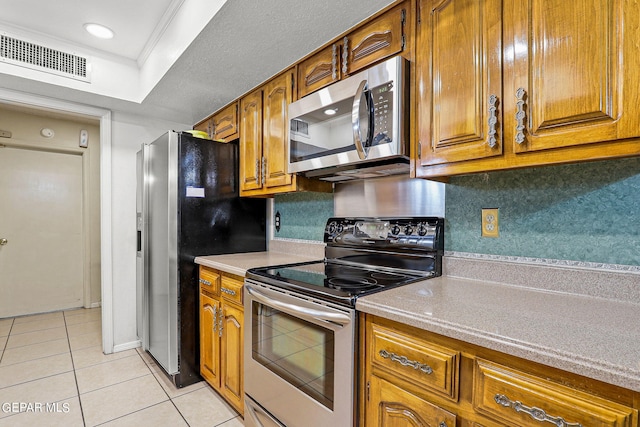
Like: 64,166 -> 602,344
288,56 -> 409,182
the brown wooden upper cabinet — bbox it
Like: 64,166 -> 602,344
240,70 -> 328,196
297,2 -> 409,99
211,102 -> 239,141
192,102 -> 239,141
416,0 -> 640,178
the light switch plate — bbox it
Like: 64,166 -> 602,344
482,208 -> 499,238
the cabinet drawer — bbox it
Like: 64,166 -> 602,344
220,273 -> 243,305
474,359 -> 637,427
369,321 -> 459,401
199,266 -> 220,295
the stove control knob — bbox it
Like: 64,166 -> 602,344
336,224 -> 344,233
418,224 -> 428,236
404,225 -> 414,236
328,221 -> 337,234
390,225 -> 401,236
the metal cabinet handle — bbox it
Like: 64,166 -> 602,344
331,43 -> 338,80
0,238 -> 7,246
379,349 -> 433,374
487,94 -> 499,148
342,36 -> 349,75
221,287 -> 237,296
515,87 -> 527,144
199,278 -> 211,286
494,394 -> 583,427
218,312 -> 224,338
212,305 -> 218,333
261,156 -> 266,186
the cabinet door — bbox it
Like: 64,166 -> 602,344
263,72 -> 293,189
193,118 -> 213,138
417,0 -> 503,167
212,102 -> 239,141
367,375 -> 457,427
508,0 -> 639,153
344,3 -> 406,75
297,44 -> 340,98
239,89 -> 263,192
200,292 -> 220,387
221,303 -> 244,415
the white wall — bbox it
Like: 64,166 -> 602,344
110,112 -> 189,350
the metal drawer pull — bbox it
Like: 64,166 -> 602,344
515,87 -> 526,144
218,313 -> 224,337
199,278 -> 212,286
487,94 -> 499,148
494,394 -> 582,427
221,287 -> 237,296
379,349 -> 433,374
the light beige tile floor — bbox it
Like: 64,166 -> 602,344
0,308 -> 243,426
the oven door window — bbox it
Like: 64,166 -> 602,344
251,301 -> 335,410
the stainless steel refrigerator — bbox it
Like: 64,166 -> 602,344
136,131 -> 266,387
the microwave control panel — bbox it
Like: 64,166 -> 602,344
371,82 -> 394,145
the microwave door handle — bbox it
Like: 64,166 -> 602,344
246,283 -> 351,327
352,79 -> 370,160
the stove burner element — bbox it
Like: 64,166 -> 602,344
370,271 -> 408,281
327,276 -> 380,292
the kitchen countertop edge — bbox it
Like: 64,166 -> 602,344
357,274 -> 640,393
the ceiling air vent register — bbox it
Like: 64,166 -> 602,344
0,34 -> 90,82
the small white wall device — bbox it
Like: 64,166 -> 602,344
79,129 -> 89,148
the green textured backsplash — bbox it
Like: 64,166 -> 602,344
445,157 -> 640,266
273,192 -> 334,241
273,157 -> 639,267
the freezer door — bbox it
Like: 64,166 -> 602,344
145,132 -> 179,375
135,146 -> 148,344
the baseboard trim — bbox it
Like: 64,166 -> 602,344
89,302 -> 102,309
113,340 -> 141,353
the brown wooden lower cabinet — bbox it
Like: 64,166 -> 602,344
361,314 -> 639,427
199,265 -> 244,415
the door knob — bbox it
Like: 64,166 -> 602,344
0,238 -> 7,246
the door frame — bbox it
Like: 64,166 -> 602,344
0,88 -> 115,354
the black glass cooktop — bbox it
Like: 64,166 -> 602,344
247,260 -> 434,307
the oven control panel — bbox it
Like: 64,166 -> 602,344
324,217 -> 444,251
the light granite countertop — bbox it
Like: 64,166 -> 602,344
357,255 -> 640,393
194,238 -> 324,276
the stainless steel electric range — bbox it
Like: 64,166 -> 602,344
243,217 -> 444,427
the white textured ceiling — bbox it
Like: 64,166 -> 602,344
0,0 -> 394,125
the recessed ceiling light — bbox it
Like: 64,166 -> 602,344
84,23 -> 114,40
324,108 -> 337,116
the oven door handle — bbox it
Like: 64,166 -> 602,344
246,283 -> 352,327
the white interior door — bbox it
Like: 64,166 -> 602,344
0,146 -> 84,318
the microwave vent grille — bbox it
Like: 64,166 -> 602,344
291,119 -> 309,136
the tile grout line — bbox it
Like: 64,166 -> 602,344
139,350 -> 193,426
0,318 -> 14,365
64,310 -> 88,427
